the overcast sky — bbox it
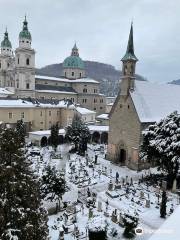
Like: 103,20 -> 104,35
0,0 -> 180,83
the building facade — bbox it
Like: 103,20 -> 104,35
0,17 -> 106,114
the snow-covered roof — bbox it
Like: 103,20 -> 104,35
76,106 -> 96,115
35,75 -> 99,84
0,88 -> 14,96
35,90 -> 77,95
96,113 -> 109,120
88,125 -> 109,132
29,129 -> 65,136
131,81 -> 180,123
0,99 -> 75,109
149,206 -> 180,240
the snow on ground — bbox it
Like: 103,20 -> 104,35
28,143 -> 180,240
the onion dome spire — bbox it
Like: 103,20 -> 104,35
1,28 -> 12,48
19,15 -> 32,40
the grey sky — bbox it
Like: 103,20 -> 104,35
0,0 -> 180,83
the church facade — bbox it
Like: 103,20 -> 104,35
108,24 -> 180,170
0,17 -> 106,114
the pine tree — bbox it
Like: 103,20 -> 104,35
41,165 -> 66,209
0,127 -> 49,239
16,119 -> 26,145
65,114 -> 90,154
50,123 -> 59,151
140,111 -> 180,187
160,191 -> 167,218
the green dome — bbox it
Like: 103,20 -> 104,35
1,30 -> 12,48
19,16 -> 32,40
63,55 -> 85,69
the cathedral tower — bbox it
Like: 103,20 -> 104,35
0,29 -> 15,88
15,16 -> 35,97
120,23 -> 138,96
62,43 -> 86,79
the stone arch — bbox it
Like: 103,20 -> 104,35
41,136 -> 47,147
100,132 -> 108,144
58,135 -> 64,145
92,131 -> 100,143
116,141 -> 128,165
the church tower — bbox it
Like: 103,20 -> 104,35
62,43 -> 86,79
0,29 -> 15,88
120,23 -> 138,96
15,16 -> 35,98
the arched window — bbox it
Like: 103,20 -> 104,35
80,72 -> 82,78
72,72 -> 74,76
26,83 -> 30,89
26,58 -> 30,65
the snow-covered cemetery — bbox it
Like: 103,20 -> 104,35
1,1 -> 180,240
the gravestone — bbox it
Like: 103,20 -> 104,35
89,207 -> 93,219
145,199 -> 150,208
162,180 -> 167,191
108,180 -> 113,191
140,191 -> 144,199
98,201 -> 102,212
172,179 -> 177,193
119,213 -> 124,227
59,227 -> 64,240
111,209 -> 118,223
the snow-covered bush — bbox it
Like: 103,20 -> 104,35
122,212 -> 138,238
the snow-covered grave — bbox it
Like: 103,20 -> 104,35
27,143 -> 180,240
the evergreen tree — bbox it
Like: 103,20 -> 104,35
65,114 -> 90,154
41,165 -> 66,209
160,191 -> 167,218
16,119 -> 26,144
122,212 -> 138,238
140,112 -> 180,187
0,127 -> 48,239
50,123 -> 59,151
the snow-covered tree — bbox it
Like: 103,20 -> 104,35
0,127 -> 48,239
65,114 -> 90,154
140,112 -> 180,187
41,165 -> 66,208
50,123 -> 59,151
16,119 -> 26,145
122,212 -> 138,238
160,191 -> 167,218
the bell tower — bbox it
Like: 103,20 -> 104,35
120,23 -> 138,96
15,16 -> 35,98
0,29 -> 15,88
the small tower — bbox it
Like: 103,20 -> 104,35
62,43 -> 86,79
120,23 -> 138,96
0,29 -> 15,88
15,16 -> 35,98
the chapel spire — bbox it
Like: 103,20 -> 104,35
121,22 -> 138,62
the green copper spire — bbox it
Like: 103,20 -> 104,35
1,28 -> 12,48
19,15 -> 32,40
121,23 -> 138,62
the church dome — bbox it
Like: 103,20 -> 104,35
1,30 -> 12,48
63,43 -> 85,70
63,55 -> 84,69
19,16 -> 32,40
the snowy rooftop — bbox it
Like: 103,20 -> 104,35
29,129 -> 65,136
131,81 -> 180,123
149,206 -> 180,240
35,90 -> 77,95
35,75 -> 99,84
76,106 -> 96,115
96,113 -> 109,120
0,88 -> 14,96
0,99 -> 75,109
88,125 -> 109,132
